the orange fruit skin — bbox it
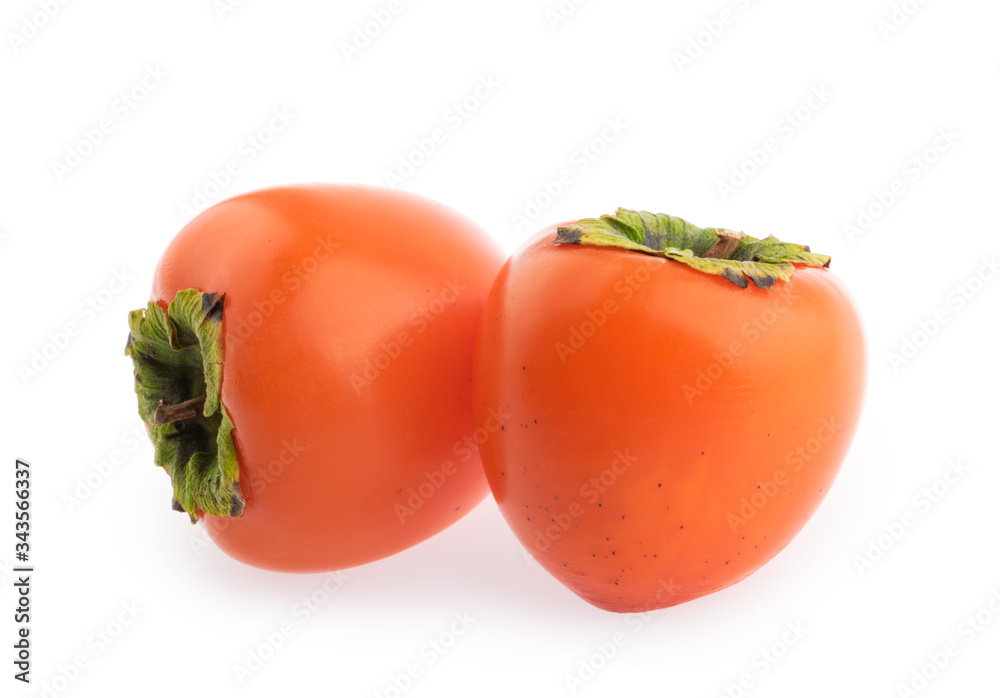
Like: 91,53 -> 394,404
473,227 -> 866,612
152,184 -> 504,572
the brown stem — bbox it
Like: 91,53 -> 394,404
704,229 -> 742,259
154,395 -> 207,425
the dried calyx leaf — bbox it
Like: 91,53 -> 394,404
125,289 -> 243,521
555,208 -> 831,289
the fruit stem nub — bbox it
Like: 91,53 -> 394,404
703,229 -> 742,260
154,395 -> 207,425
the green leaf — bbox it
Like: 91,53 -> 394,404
125,289 -> 243,521
555,208 -> 831,289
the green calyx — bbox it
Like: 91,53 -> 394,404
125,289 -> 243,522
555,208 -> 831,289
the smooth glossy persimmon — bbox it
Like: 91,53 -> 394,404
126,184 -> 504,572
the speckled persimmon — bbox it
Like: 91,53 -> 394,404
472,216 -> 865,612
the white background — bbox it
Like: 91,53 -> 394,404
2,1 -> 999,696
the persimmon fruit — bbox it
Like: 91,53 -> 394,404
472,209 -> 866,612
125,184 -> 504,572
